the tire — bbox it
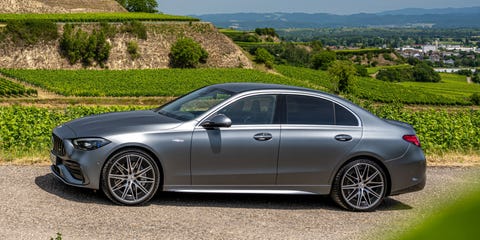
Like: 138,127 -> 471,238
101,149 -> 161,205
331,159 -> 387,211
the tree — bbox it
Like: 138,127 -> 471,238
254,48 -> 275,69
472,73 -> 480,84
413,62 -> 441,82
169,38 -> 208,68
328,60 -> 357,94
310,50 -> 336,70
116,0 -> 158,13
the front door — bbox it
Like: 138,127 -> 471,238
191,94 -> 280,186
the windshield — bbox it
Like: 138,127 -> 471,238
155,87 -> 234,121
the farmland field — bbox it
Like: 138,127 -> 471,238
0,69 -> 316,97
0,13 -> 198,22
0,77 -> 37,97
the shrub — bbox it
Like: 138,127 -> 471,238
3,19 -> 58,46
472,73 -> 480,84
310,50 -> 336,70
413,62 -> 441,82
127,40 -> 140,59
377,67 -> 414,82
254,28 -> 278,37
122,21 -> 147,40
60,24 -> 111,67
471,93 -> 480,105
254,48 -> 275,69
328,60 -> 357,94
354,64 -> 369,77
116,0 -> 158,13
169,38 -> 208,68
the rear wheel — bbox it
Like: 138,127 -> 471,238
101,149 -> 160,205
331,159 -> 387,211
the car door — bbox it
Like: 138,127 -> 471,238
191,94 -> 280,186
277,94 -> 362,188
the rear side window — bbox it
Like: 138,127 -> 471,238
286,95 -> 334,125
285,95 -> 359,126
335,104 -> 358,126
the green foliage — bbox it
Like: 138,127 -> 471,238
254,28 -> 278,37
121,20 -> 147,40
127,41 -> 140,59
60,24 -> 111,67
116,0 -> 158,13
354,64 -> 369,77
0,78 -> 37,97
328,60 -> 357,93
413,62 -> 441,82
254,48 -> 275,69
2,19 -> 58,46
377,63 -> 441,83
1,105 -> 478,156
472,73 -> 480,84
471,93 -> 480,105
392,184 -> 480,240
311,50 -> 337,70
0,69 -> 314,97
457,69 -> 473,76
276,65 -> 467,105
377,66 -> 414,82
0,13 -> 198,22
169,38 -> 208,68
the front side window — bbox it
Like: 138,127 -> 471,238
218,95 -> 277,125
157,87 -> 233,121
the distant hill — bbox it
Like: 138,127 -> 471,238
0,0 -> 126,13
196,7 -> 480,30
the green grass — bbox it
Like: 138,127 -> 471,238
0,13 -> 198,22
0,69 -> 315,97
399,73 -> 480,99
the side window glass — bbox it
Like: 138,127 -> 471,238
218,95 -> 277,125
335,104 -> 359,126
286,95 -> 334,125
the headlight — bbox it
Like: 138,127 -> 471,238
72,138 -> 111,151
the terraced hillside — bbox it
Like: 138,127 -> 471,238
0,0 -> 126,13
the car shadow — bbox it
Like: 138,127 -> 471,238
35,173 -> 412,211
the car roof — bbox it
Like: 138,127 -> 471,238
211,82 -> 319,94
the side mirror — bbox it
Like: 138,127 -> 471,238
201,114 -> 232,129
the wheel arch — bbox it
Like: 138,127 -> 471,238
331,154 -> 392,196
100,144 -> 165,190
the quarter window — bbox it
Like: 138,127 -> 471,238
335,104 -> 358,126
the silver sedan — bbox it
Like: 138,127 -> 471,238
50,83 -> 426,211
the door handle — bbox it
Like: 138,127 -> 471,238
335,134 -> 352,142
254,133 -> 273,141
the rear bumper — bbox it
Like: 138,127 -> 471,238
386,145 -> 427,196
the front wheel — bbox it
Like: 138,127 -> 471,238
101,149 -> 160,205
331,159 -> 387,211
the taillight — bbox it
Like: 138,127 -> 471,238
403,135 -> 421,147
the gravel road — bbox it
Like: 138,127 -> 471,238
0,166 -> 478,240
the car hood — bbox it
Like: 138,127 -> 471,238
64,110 -> 182,137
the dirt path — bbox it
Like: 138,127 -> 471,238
0,166 -> 478,240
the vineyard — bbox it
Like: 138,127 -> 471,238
0,13 -> 198,22
0,77 -> 37,97
0,69 -> 318,97
0,105 -> 478,161
275,65 -> 469,105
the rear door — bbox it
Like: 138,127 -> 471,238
277,94 -> 362,186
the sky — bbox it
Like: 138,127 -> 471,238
158,0 -> 480,15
